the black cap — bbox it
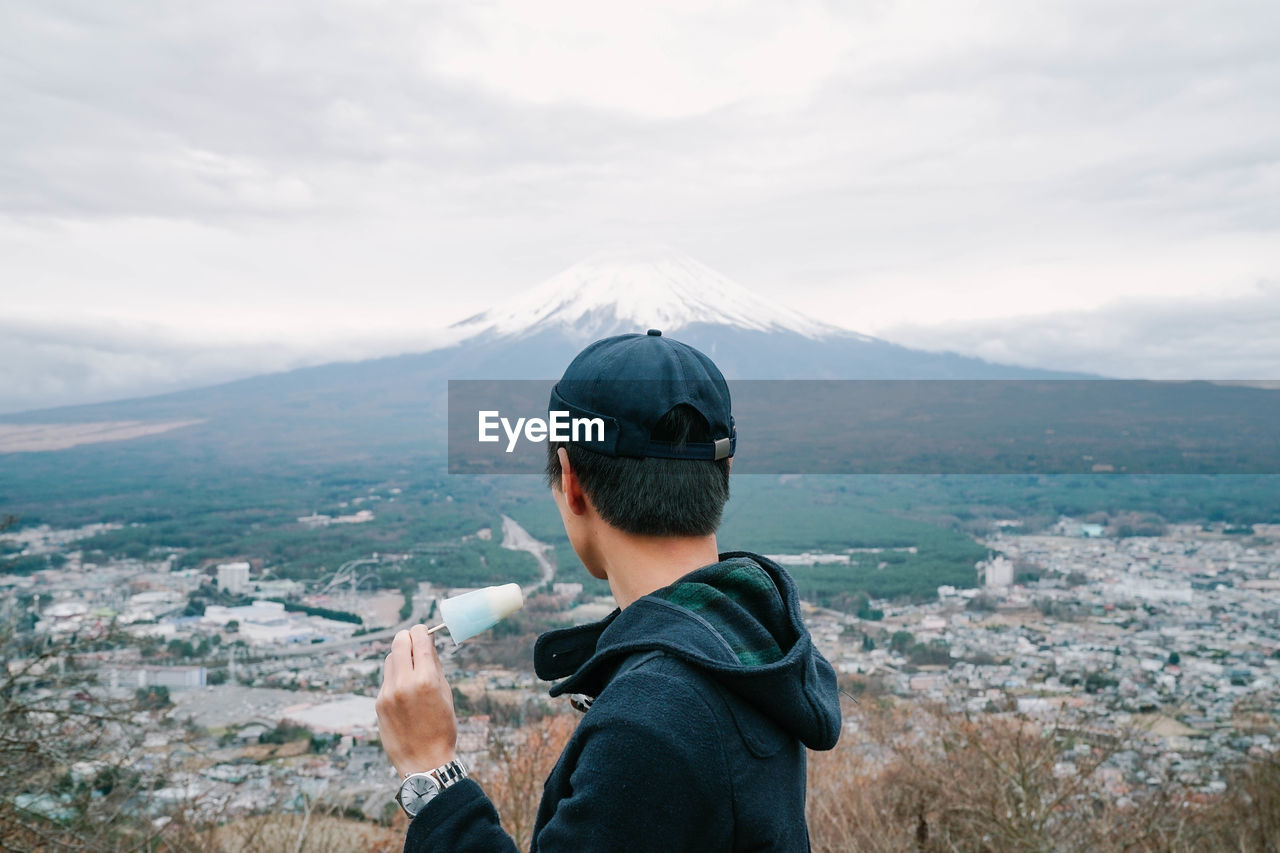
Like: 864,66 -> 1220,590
548,332 -> 735,460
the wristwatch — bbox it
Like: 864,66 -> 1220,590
395,759 -> 469,818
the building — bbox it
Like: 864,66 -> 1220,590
199,600 -> 359,645
109,665 -> 207,690
254,579 -> 304,597
981,555 -> 1015,589
217,562 -> 251,595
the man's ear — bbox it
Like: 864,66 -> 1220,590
558,447 -> 591,516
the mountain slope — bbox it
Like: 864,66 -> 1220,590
0,247 -> 1085,482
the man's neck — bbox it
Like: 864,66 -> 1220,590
596,529 -> 721,609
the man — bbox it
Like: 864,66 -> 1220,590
376,330 -> 842,851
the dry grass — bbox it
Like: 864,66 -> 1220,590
807,698 -> 1280,853
205,814 -> 402,853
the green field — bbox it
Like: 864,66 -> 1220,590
5,433 -> 1279,605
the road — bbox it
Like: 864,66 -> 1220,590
500,514 -> 556,593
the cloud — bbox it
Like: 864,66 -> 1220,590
0,318 -> 290,413
1,0 -> 1278,404
423,0 -> 853,118
880,279 -> 1280,379
0,317 -> 457,414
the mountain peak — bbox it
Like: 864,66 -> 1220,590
452,245 -> 846,342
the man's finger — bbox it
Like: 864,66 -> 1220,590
408,623 -> 435,671
387,629 -> 411,682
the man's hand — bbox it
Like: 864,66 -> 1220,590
376,624 -> 458,777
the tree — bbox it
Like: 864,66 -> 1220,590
474,714 -> 577,850
258,719 -> 314,745
452,686 -> 475,716
804,698 -> 1271,853
906,641 -> 951,667
135,684 -> 172,710
0,619 -> 174,849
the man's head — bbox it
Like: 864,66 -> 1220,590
545,330 -> 734,544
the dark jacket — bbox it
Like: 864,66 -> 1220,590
404,552 -> 843,852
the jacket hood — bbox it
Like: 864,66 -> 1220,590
534,552 -> 842,750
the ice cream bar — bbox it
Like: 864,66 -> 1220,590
436,583 -> 524,644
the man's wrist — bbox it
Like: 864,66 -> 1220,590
396,749 -> 460,779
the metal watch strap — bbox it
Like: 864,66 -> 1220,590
427,759 -> 468,790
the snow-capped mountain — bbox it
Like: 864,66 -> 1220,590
450,246 -> 856,342
424,244 -> 1087,381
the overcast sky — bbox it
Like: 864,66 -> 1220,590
3,0 -> 1279,411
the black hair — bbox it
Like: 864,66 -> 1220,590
544,404 -> 730,537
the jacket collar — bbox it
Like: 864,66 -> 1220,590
534,609 -> 618,683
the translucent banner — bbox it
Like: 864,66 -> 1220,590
448,380 -> 1280,475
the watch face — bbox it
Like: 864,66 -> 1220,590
397,773 -> 441,817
